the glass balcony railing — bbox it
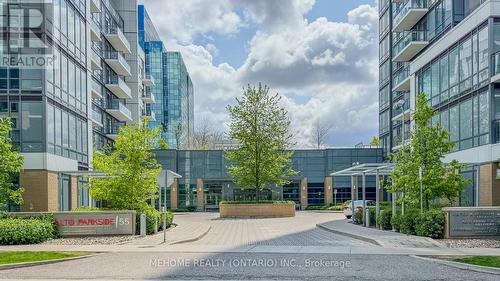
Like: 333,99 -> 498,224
491,50 -> 500,78
393,30 -> 427,57
105,122 -> 126,135
106,75 -> 131,99
107,99 -> 132,120
393,65 -> 410,88
392,97 -> 410,117
494,120 -> 500,143
105,26 -> 131,54
105,51 -> 131,76
393,0 -> 428,30
91,79 -> 102,98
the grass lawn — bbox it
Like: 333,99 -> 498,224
453,256 -> 500,269
0,252 -> 87,265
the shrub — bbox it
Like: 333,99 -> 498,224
391,214 -> 402,232
0,218 -> 57,245
136,206 -> 174,235
73,206 -> 103,212
187,206 -> 196,212
368,208 -> 376,226
219,200 -> 295,205
353,208 -> 363,225
377,209 -> 392,230
400,210 -> 419,235
415,209 -> 445,239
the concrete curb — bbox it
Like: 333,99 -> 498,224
316,224 -> 381,246
306,210 -> 343,213
167,225 -> 212,245
412,255 -> 500,276
0,253 -> 96,271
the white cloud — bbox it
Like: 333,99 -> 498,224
142,1 -> 380,147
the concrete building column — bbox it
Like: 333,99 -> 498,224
196,179 -> 204,211
170,178 -> 179,210
324,176 -> 333,206
70,176 -> 78,210
479,163 -> 500,206
20,170 -> 58,212
300,177 -> 308,210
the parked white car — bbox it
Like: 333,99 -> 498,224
343,200 -> 376,219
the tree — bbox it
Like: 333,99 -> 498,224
193,120 -> 224,149
88,120 -> 162,211
225,84 -> 296,199
0,118 -> 24,207
370,136 -> 380,147
388,93 -> 469,209
311,120 -> 332,149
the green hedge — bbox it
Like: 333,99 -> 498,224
219,200 -> 295,205
305,205 -> 342,211
399,210 -> 419,235
136,206 -> 174,235
391,214 -> 402,232
0,218 -> 57,245
377,209 -> 392,230
353,208 -> 363,225
415,209 -> 445,239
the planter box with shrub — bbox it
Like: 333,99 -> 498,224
219,201 -> 295,218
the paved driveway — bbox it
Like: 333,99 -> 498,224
189,212 -> 371,247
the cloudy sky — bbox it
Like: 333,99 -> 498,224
141,0 -> 379,148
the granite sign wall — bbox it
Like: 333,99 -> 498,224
443,207 -> 500,238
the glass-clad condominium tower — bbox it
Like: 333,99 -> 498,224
0,0 -> 154,212
138,5 -> 194,149
379,0 -> 499,206
165,51 -> 194,149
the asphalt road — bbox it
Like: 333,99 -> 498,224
1,252 -> 499,280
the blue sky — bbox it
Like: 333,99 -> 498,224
143,0 -> 379,148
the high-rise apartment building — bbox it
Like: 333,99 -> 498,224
138,5 -> 194,149
0,0 -> 154,211
379,0 -> 499,206
164,51 -> 194,149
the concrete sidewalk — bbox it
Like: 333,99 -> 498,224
317,219 -> 444,248
125,221 -> 211,246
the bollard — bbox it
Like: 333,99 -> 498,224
140,213 -> 147,237
379,210 -> 384,230
365,208 -> 370,228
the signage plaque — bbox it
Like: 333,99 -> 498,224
444,207 -> 500,238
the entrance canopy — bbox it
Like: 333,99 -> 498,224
330,163 -> 395,177
56,171 -> 112,178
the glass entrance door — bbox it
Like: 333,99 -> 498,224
204,183 -> 222,210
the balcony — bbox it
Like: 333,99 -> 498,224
142,108 -> 156,121
105,51 -> 131,76
393,0 -> 428,32
105,122 -> 126,140
392,65 -> 410,92
90,49 -> 102,71
141,89 -> 156,104
104,26 -> 131,54
392,97 -> 411,121
105,76 -> 132,99
91,79 -> 103,99
90,0 -> 102,13
393,30 -> 428,62
142,74 -> 155,86
91,108 -> 103,128
491,50 -> 500,83
106,99 -> 132,123
90,20 -> 101,42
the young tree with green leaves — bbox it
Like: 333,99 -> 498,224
370,136 -> 380,147
388,93 -> 469,209
225,84 -> 296,200
0,118 -> 24,208
88,120 -> 162,211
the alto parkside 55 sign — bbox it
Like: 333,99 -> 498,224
13,211 -> 136,236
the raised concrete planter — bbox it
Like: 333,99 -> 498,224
219,203 -> 295,218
